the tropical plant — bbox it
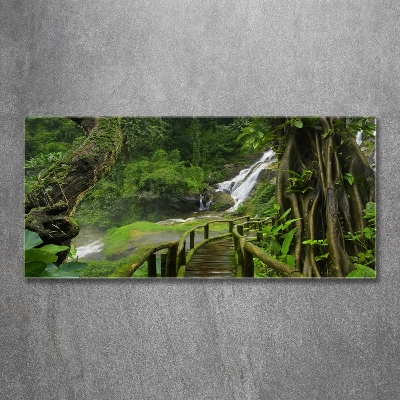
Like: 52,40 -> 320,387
238,117 -> 376,277
257,206 -> 301,269
345,202 -> 376,278
24,229 -> 87,277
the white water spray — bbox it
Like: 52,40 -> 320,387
75,240 -> 103,259
216,149 -> 276,211
356,131 -> 362,146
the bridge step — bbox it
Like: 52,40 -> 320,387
185,239 -> 236,278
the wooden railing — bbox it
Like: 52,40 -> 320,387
112,215 -> 302,278
232,218 -> 303,278
175,216 -> 250,277
111,241 -> 179,277
113,216 -> 251,277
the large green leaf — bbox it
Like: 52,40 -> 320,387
281,228 -> 297,256
278,208 -> 292,221
347,264 -> 376,278
25,261 -> 47,277
40,262 -> 88,278
292,119 -> 303,129
40,244 -> 69,254
269,239 -> 281,254
283,218 -> 302,230
343,173 -> 354,185
59,262 -> 88,272
24,229 -> 43,250
279,254 -> 296,268
25,248 -> 58,263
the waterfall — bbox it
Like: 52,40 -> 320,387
199,194 -> 206,211
199,194 -> 211,211
356,131 -> 362,146
217,149 -> 276,211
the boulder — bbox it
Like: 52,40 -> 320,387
209,191 -> 235,211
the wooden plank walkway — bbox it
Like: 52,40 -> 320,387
185,238 -> 236,278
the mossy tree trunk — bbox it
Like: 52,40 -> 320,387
25,117 -> 123,264
272,117 -> 375,277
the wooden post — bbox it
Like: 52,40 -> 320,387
243,248 -> 254,277
190,231 -> 195,249
161,253 -> 167,277
237,246 -> 244,269
204,224 -> 209,240
165,244 -> 178,277
148,253 -> 157,277
257,231 -> 263,242
179,240 -> 186,266
229,221 -> 233,233
237,225 -> 244,237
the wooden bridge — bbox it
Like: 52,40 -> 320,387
112,216 -> 303,278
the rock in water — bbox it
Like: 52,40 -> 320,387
209,191 -> 235,211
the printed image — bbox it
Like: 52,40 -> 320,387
24,117 -> 376,278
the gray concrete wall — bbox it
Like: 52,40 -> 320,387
2,1 -> 399,398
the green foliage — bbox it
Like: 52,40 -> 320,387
236,117 -> 375,155
120,117 -> 168,158
24,229 -> 44,249
24,229 -> 88,278
28,117 -> 262,229
24,151 -> 66,192
343,172 -> 354,185
190,118 -> 201,166
285,169 -> 313,194
236,181 -> 276,217
257,207 -> 300,269
347,264 -> 376,278
236,118 -> 273,151
302,239 -> 329,262
124,149 -> 205,201
345,202 -> 376,278
346,117 -> 376,139
75,148 -> 206,227
254,258 -> 281,278
25,117 -> 85,160
41,262 -> 89,278
79,256 -> 133,278
102,219 -> 206,259
74,180 -> 129,228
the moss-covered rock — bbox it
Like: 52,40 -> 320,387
209,191 -> 235,211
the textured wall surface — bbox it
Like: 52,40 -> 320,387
2,1 -> 399,399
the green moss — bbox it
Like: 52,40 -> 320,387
79,256 -> 133,278
103,219 -> 232,259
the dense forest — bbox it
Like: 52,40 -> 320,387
24,117 -> 376,278
25,117 -> 256,227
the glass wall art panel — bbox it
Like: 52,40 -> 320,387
24,117 -> 376,279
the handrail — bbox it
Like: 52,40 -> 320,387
111,241 -> 179,277
232,220 -> 303,278
175,216 -> 251,276
113,215 -> 294,278
176,215 -> 250,260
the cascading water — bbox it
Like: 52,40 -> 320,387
355,128 -> 376,171
216,149 -> 276,211
199,194 -> 211,211
356,131 -> 362,146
